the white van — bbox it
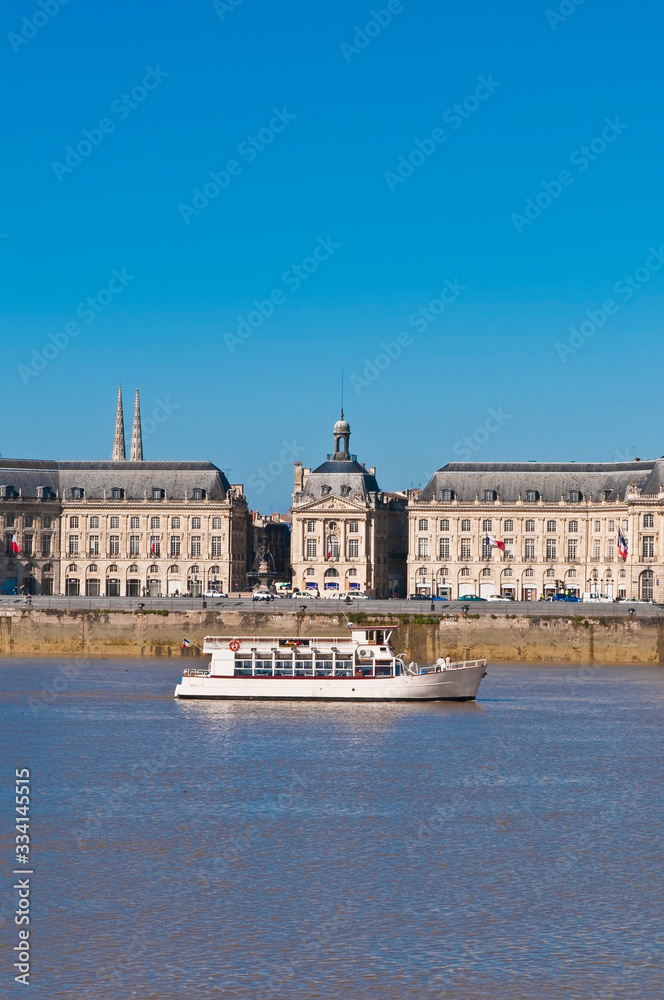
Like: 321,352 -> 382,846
582,592 -> 613,603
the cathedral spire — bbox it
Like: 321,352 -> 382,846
112,385 -> 126,461
130,388 -> 143,461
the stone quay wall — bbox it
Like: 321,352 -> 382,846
1,608 -> 663,665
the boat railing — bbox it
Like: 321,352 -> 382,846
409,658 -> 487,675
182,668 -> 210,677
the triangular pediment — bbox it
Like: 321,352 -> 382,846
293,494 -> 366,513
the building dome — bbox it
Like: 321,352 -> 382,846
333,409 -> 350,435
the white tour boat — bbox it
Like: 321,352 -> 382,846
174,625 -> 487,701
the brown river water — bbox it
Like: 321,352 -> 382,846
1,658 -> 663,999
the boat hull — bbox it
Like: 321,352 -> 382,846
174,664 -> 486,701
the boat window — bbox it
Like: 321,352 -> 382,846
234,659 -> 252,676
295,659 -> 314,676
367,630 -> 375,642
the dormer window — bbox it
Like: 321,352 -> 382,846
441,489 -> 453,501
111,487 -> 124,500
71,487 -> 84,500
340,485 -> 350,496
484,490 -> 497,502
569,491 -> 582,502
321,485 -> 331,495
152,488 -> 164,500
192,488 -> 205,500
526,490 -> 538,502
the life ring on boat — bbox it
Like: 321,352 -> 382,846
229,639 -> 241,652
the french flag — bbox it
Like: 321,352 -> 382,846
618,528 -> 628,559
11,534 -> 20,555
486,533 -> 505,552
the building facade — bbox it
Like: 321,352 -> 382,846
290,414 -> 407,597
408,460 -> 664,602
0,388 -> 250,596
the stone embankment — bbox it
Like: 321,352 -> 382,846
1,608 -> 663,665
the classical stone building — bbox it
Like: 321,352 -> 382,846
291,414 -> 407,597
0,387 -> 249,596
408,460 -> 664,602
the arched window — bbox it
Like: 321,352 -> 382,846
324,568 -> 339,577
306,568 -> 315,576
128,564 -> 139,573
67,563 -> 77,572
148,564 -> 159,574
169,565 -> 179,573
87,564 -> 98,573
481,568 -> 492,577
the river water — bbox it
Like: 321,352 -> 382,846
1,658 -> 663,999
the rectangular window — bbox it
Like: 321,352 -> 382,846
110,516 -> 120,529
307,520 -> 316,533
524,539 -> 535,560
547,520 -> 557,533
440,519 -> 449,532
43,516 -> 52,528
525,520 -> 535,532
170,536 -> 181,556
546,539 -> 556,560
109,536 -> 120,556
68,535 -> 79,555
608,520 -> 615,532
23,536 -> 33,556
89,516 -> 99,529
306,539 -> 317,558
211,536 -> 222,557
42,534 -> 51,555
190,536 -> 201,557
594,520 -> 601,532
608,540 -> 615,559
171,517 -> 180,529
644,514 -> 654,528
212,517 -> 222,530
482,519 -> 492,532
568,520 -> 578,532
417,538 -> 429,558
567,540 -> 577,560
89,536 -> 99,556
130,535 -> 140,555
150,517 -> 160,530
191,517 -> 201,530
481,540 -> 492,559
349,521 -> 359,533
348,538 -> 359,558
70,516 -> 79,529
150,536 -> 161,557
593,541 -> 601,560
460,539 -> 471,559
504,539 -> 514,559
24,516 -> 34,528
439,538 -> 450,559
504,519 -> 514,532
418,519 -> 428,531
643,536 -> 655,558
131,516 -> 140,529
461,519 -> 471,532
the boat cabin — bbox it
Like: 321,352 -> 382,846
202,624 -> 404,679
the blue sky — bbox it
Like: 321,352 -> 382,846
2,0 -> 663,510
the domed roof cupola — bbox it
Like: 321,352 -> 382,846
332,409 -> 351,460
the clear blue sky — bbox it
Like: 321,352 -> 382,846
2,0 -> 663,510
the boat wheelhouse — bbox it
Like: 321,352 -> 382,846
174,625 -> 487,701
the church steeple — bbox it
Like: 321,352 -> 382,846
130,388 -> 143,461
332,409 -> 351,460
112,385 -> 126,461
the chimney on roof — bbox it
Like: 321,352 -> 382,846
130,389 -> 143,461
369,467 -> 376,476
112,385 -> 126,461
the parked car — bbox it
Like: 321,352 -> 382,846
348,592 -> 371,600
581,592 -> 612,603
407,594 -> 430,601
295,591 -> 319,600
553,593 -> 580,602
486,594 -> 513,602
458,595 -> 487,602
252,591 -> 274,602
203,589 -> 227,598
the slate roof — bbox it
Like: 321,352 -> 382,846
419,461 -> 663,503
302,460 -> 380,500
0,460 -> 231,501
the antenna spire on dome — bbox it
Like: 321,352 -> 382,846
112,384 -> 126,461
